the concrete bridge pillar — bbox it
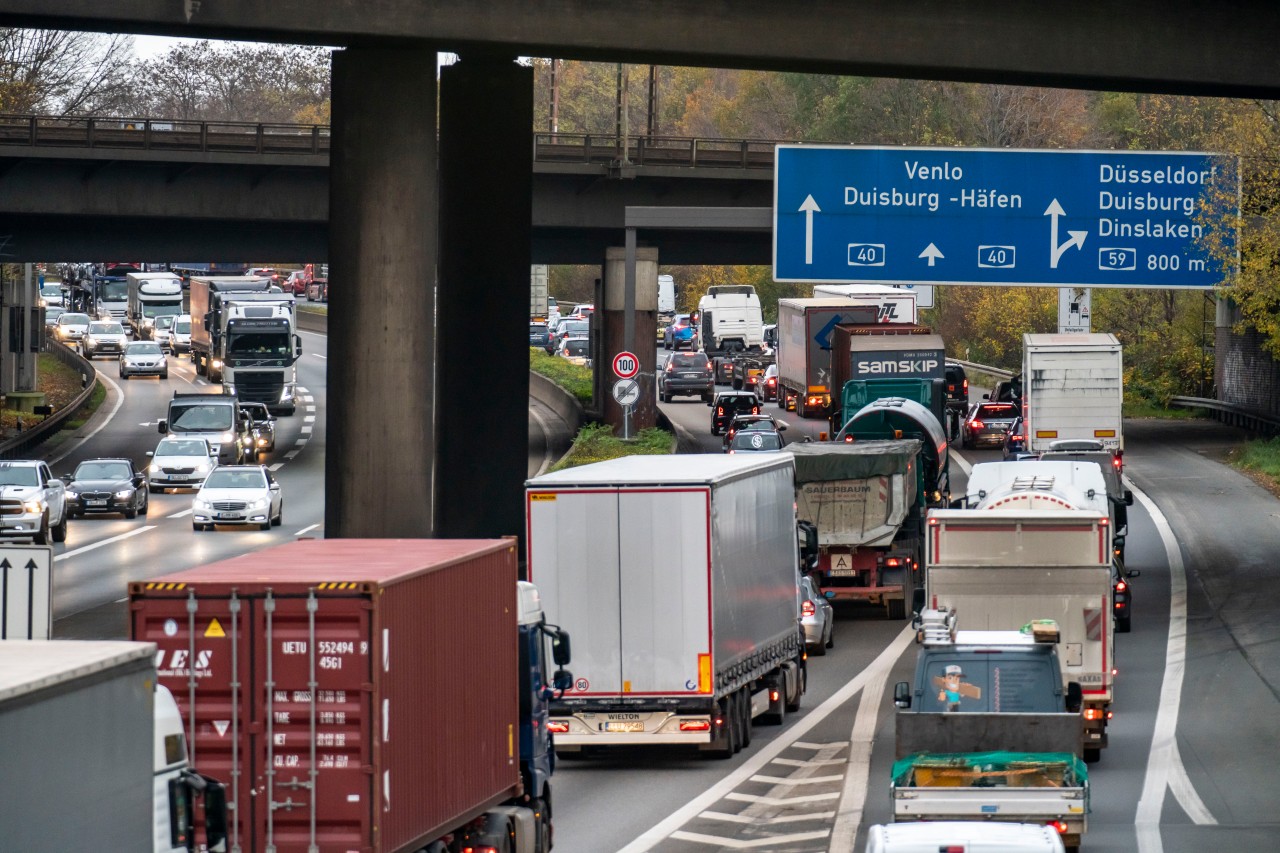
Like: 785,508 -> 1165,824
435,55 -> 533,541
326,46 -> 439,537
601,246 -> 659,434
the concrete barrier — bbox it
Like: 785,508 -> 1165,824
529,370 -> 585,434
296,308 -> 327,334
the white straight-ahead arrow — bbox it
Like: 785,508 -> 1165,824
799,195 -> 820,264
918,242 -> 944,267
1045,198 -> 1088,269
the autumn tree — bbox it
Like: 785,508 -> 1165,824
0,29 -> 135,115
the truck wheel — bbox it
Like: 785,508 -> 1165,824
738,690 -> 753,749
532,797 -> 551,853
795,394 -> 807,418
785,667 -> 804,713
729,694 -> 743,754
887,598 -> 907,620
1083,747 -> 1101,764
194,355 -> 206,376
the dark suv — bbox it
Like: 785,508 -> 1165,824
944,362 -> 969,412
659,351 -> 714,402
709,391 -> 762,435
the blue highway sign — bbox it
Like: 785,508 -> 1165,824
774,146 -> 1237,288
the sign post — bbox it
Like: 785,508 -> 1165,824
774,146 -> 1236,289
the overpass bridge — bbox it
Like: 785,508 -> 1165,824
0,0 -> 1272,544
0,114 -> 773,261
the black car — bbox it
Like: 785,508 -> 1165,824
658,351 -> 714,402
944,362 -> 969,412
1112,558 -> 1140,633
240,401 -> 277,455
63,458 -> 148,519
988,374 -> 1024,406
709,391 -> 762,435
1001,416 -> 1029,460
723,413 -> 787,451
960,401 -> 1021,449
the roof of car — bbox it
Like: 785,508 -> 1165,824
716,390 -> 758,398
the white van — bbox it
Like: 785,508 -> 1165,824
864,822 -> 1065,853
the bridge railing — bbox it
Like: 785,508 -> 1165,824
533,132 -> 782,170
0,113 -> 330,155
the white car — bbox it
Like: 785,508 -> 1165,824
192,465 -> 282,531
119,341 -> 168,379
170,314 -> 192,354
81,321 -> 129,359
146,437 -> 215,493
40,284 -> 63,308
556,336 -> 590,366
54,312 -> 91,344
152,314 -> 176,350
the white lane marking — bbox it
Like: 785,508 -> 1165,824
313,353 -> 327,359
53,525 -> 156,561
748,774 -> 842,786
301,425 -> 313,434
268,463 -> 284,472
669,829 -> 829,848
304,415 -> 315,423
294,523 -> 320,537
528,402 -> 557,477
115,597 -> 127,603
771,757 -> 846,768
793,742 -> 848,751
295,439 -> 307,446
166,508 -> 194,519
298,386 -> 310,393
284,450 -> 300,459
306,405 -> 316,413
829,624 -> 901,853
1132,479 -> 1217,853
700,811 -> 835,824
617,625 -> 915,853
48,369 -> 125,466
724,792 -> 839,806
950,448 -> 973,476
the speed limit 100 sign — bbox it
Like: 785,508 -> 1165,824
612,351 -> 640,379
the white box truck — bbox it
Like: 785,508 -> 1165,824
526,454 -> 806,757
924,508 -> 1115,761
1022,333 -> 1124,458
811,283 -> 919,323
126,271 -> 185,340
0,641 -> 228,852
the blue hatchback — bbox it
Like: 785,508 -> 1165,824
664,314 -> 696,351
529,322 -> 551,349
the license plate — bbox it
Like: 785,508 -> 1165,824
87,500 -> 106,507
216,512 -> 241,520
681,373 -> 702,379
604,721 -> 644,733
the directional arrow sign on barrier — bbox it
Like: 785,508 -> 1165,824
0,545 -> 53,639
774,145 -> 1237,289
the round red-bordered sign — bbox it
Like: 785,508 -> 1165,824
612,351 -> 640,379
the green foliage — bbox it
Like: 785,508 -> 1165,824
529,347 -> 593,405
1233,437 -> 1280,482
550,423 -> 673,472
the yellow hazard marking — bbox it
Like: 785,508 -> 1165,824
529,493 -> 557,502
144,582 -> 187,590
1094,429 -> 1116,438
508,723 -> 514,759
1035,430 -> 1058,438
315,582 -> 358,590
204,618 -> 226,638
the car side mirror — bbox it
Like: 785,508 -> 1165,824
203,778 -> 229,851
911,587 -> 926,617
132,475 -> 144,487
294,334 -> 303,358
145,451 -> 154,458
550,630 -> 572,666
1123,489 -> 1134,506
157,419 -> 167,434
893,681 -> 911,709
553,669 -> 573,693
777,422 -> 788,431
1065,681 -> 1083,714
982,393 -> 990,400
1127,567 -> 1142,579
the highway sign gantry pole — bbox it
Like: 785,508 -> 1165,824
774,146 -> 1238,290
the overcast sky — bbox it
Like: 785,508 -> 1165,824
132,35 -> 455,67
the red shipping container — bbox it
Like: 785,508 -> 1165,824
130,538 -> 520,853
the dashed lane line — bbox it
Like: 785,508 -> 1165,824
166,508 -> 193,519
669,829 -> 829,849
48,369 -> 124,467
700,811 -> 835,825
268,463 -> 285,472
748,774 -> 842,786
294,523 -> 320,537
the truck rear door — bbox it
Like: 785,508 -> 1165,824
618,489 -> 712,696
527,489 -> 623,697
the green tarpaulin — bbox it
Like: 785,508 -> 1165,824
786,439 -> 922,484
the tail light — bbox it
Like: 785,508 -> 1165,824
1083,707 -> 1104,721
680,720 -> 711,732
1010,434 -> 1023,442
752,406 -> 760,414
706,363 -> 714,372
844,434 -> 854,443
1114,601 -> 1127,609
766,378 -> 776,386
717,407 -> 724,415
884,557 -> 901,567
1115,580 -> 1127,592
801,600 -> 816,616
547,721 -> 569,733
666,364 -> 674,373
1113,455 -> 1123,470
969,419 -> 984,429
1048,820 -> 1069,835
963,378 -> 969,391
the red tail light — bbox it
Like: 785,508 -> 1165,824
717,407 -> 724,415
1113,456 -> 1123,469
680,720 -> 711,732
884,557 -> 901,567
801,600 -> 816,616
766,378 -> 776,386
844,434 -> 854,443
1115,580 -> 1127,592
969,419 -> 984,429
706,363 -> 714,372
1011,434 -> 1023,441
1048,820 -> 1069,835
666,364 -> 674,373
1083,707 -> 1104,721
963,378 -> 969,391
752,406 -> 759,414
546,721 -> 569,733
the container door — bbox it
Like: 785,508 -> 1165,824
618,489 -> 712,696
132,592 -> 255,852
249,592 -> 373,853
528,489 -> 623,696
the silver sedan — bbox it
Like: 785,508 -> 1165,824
119,341 -> 168,379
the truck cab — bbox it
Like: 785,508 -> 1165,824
153,685 -> 229,853
158,393 -> 252,465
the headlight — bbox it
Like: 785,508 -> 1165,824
194,460 -> 211,472
212,359 -> 223,369
114,489 -> 133,499
23,500 -> 44,513
194,498 -> 212,510
149,464 -> 160,474
65,490 -> 79,499
246,497 -> 269,510
219,431 -> 234,443
257,438 -> 268,447
224,384 -> 235,395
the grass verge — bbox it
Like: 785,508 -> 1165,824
1123,400 -> 1209,419
530,347 -> 592,405
296,302 -> 328,315
1229,437 -> 1280,496
550,423 -> 674,472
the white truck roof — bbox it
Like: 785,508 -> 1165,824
967,460 -> 1109,513
0,640 -> 155,703
865,821 -> 1065,853
527,453 -> 792,487
1023,332 -> 1121,350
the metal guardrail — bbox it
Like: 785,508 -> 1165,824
951,358 -> 1015,380
1169,395 -> 1280,435
533,132 -> 783,170
0,113 -> 330,156
0,341 -> 99,460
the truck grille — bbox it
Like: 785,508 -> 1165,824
212,501 -> 247,511
0,499 -> 24,515
234,372 -> 285,405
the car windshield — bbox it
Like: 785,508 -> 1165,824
142,303 -> 182,318
89,322 -> 124,335
564,322 -> 588,333
670,353 -> 708,368
227,332 -> 291,358
127,342 -> 162,355
46,308 -> 65,320
0,466 -> 39,487
175,320 -> 191,333
40,286 -> 61,298
99,281 -> 128,301
75,461 -> 131,480
529,324 -> 547,335
170,403 -> 233,431
60,313 -> 90,325
203,469 -> 266,489
154,316 -> 175,330
733,418 -> 775,431
564,340 -> 589,356
242,405 -> 269,420
156,439 -> 209,457
730,431 -> 781,451
723,396 -> 759,411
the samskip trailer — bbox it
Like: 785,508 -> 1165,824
131,538 -> 570,853
527,454 -> 807,757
